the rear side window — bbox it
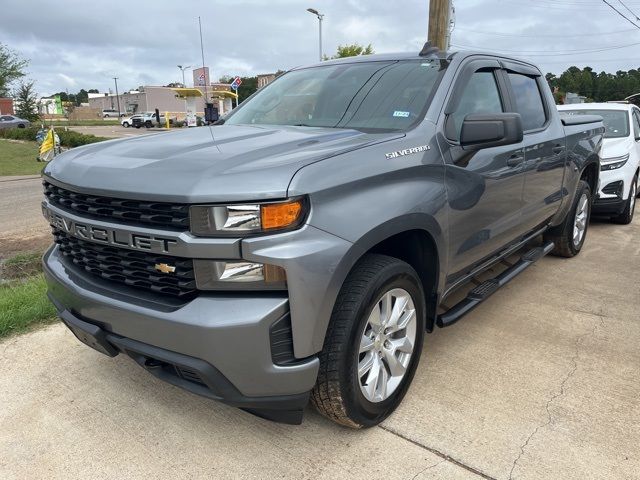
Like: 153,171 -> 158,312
508,73 -> 546,131
633,110 -> 640,139
450,71 -> 504,139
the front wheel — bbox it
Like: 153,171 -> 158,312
545,180 -> 591,257
612,175 -> 637,225
122,122 -> 129,128
311,254 -> 425,428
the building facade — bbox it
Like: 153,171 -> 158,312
0,98 -> 14,115
257,73 -> 276,89
88,84 -> 234,119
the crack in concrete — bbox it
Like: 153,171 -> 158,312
508,313 -> 604,479
379,424 -> 498,480
410,458 -> 446,480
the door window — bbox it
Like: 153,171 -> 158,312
450,71 -> 503,140
0,116 -> 13,121
632,110 -> 640,140
507,73 -> 546,131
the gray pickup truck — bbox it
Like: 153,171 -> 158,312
41,45 -> 604,428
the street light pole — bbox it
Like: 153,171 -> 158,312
177,65 -> 191,87
113,77 -> 121,117
307,8 -> 325,61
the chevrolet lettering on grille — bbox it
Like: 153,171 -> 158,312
42,203 -> 178,254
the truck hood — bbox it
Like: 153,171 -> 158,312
44,125 -> 402,203
601,136 -> 633,160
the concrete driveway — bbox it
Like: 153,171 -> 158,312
1,217 -> 638,480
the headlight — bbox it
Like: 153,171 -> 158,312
600,154 -> 629,171
194,260 -> 287,290
190,198 -> 306,236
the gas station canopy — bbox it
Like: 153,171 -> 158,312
170,88 -> 204,98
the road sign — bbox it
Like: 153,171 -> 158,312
231,76 -> 242,91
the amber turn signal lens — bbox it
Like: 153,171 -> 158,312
261,200 -> 303,230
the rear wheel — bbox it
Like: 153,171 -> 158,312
612,175 -> 637,225
311,254 -> 425,428
545,180 -> 591,257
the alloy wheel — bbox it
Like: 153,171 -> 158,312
358,288 -> 417,403
573,192 -> 589,247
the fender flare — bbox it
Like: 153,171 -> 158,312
309,213 -> 446,354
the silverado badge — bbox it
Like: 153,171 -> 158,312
385,145 -> 431,160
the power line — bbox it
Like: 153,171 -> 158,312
601,0 -> 640,29
455,26 -> 637,37
451,40 -> 640,56
617,0 -> 640,20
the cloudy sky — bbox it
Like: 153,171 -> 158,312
2,0 -> 640,96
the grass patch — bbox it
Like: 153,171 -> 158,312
0,139 -> 42,176
3,252 -> 43,279
0,275 -> 57,338
48,119 -> 120,126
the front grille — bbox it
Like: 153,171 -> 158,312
53,229 -> 197,298
44,181 -> 190,230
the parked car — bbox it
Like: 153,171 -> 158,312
121,114 -> 143,128
132,112 -> 166,128
558,103 -> 639,224
41,46 -> 604,428
0,114 -> 31,129
102,109 -> 124,118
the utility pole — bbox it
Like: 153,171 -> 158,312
113,77 -> 121,116
428,0 -> 452,50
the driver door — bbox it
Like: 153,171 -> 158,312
440,60 -> 528,284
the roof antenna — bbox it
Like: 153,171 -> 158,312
419,41 -> 440,57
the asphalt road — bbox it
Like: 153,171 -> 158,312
0,213 -> 638,479
0,176 -> 48,241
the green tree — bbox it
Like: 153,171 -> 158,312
237,76 -> 258,103
75,88 -> 89,105
324,43 -> 374,60
14,81 -> 39,121
0,43 -> 28,97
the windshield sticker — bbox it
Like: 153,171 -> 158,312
393,111 -> 411,118
385,145 -> 431,160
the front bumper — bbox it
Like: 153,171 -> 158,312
44,246 -> 319,423
593,196 -> 626,215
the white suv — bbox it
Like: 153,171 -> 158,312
559,103 -> 639,224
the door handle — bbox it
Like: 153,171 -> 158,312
552,144 -> 565,154
507,154 -> 524,167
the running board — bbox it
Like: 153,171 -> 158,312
436,241 -> 555,328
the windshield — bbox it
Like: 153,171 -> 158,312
562,109 -> 629,138
224,60 -> 445,132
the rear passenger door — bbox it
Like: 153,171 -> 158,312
503,65 -> 567,230
441,59 -> 528,282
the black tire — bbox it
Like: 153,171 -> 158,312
611,175 -> 637,225
18,124 -> 25,128
311,254 -> 425,428
122,122 -> 129,128
544,180 -> 591,257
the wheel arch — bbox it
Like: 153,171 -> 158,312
580,157 -> 599,197
311,214 -> 445,353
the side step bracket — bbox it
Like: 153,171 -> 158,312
436,241 -> 554,328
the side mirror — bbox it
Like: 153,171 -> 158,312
460,113 -> 523,150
